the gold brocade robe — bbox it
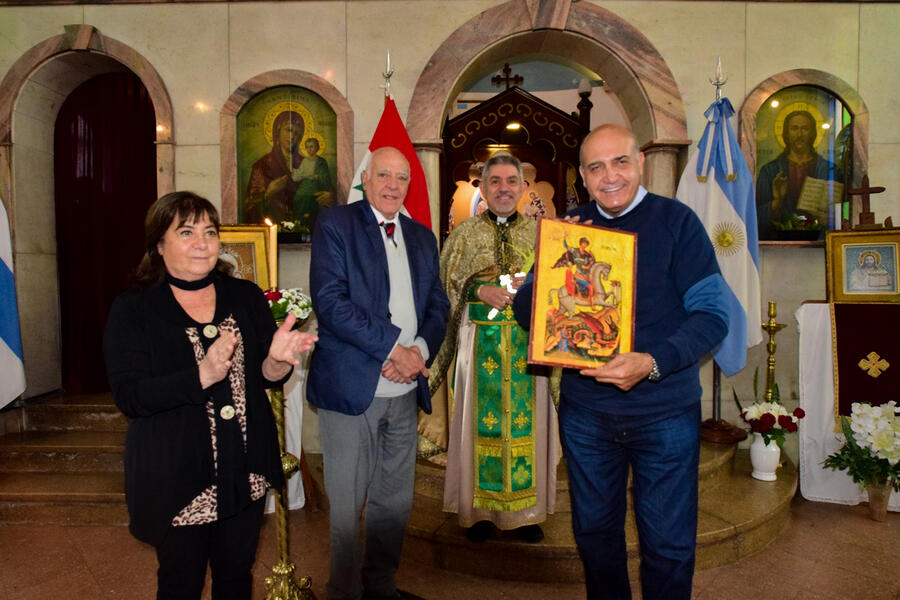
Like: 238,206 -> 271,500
423,212 -> 554,517
430,213 -> 537,385
424,212 -> 538,440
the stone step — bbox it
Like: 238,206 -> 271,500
0,430 -> 124,472
0,471 -> 127,525
414,442 -> 737,514
416,457 -> 572,511
698,442 -> 736,491
405,449 -> 797,583
25,394 -> 127,432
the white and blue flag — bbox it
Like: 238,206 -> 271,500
677,98 -> 762,376
1,197 -> 25,408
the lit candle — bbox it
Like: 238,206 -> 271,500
264,218 -> 278,289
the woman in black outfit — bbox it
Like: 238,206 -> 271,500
103,191 -> 316,600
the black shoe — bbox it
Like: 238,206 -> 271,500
466,520 -> 494,542
515,524 -> 544,543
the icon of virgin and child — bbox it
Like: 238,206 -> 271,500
244,110 -> 334,226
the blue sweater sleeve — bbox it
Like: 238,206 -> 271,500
652,274 -> 728,378
650,206 -> 728,378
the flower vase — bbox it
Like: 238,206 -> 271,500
275,316 -> 309,331
865,482 -> 892,522
749,432 -> 780,481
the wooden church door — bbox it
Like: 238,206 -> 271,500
54,72 -> 157,393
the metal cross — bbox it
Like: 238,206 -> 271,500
492,63 -> 523,90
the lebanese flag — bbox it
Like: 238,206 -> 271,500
347,94 -> 431,228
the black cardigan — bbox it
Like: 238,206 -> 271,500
103,274 -> 286,546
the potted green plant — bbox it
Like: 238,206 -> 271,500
824,401 -> 900,521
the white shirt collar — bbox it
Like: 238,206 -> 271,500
369,204 -> 398,225
594,186 -> 648,219
369,204 -> 402,246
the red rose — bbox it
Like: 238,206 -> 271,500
793,407 -> 806,419
264,290 -> 283,302
754,413 -> 776,432
778,415 -> 798,432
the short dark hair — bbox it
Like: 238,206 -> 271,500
134,191 -> 231,287
481,153 -> 524,182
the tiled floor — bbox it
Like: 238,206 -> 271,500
0,495 -> 897,600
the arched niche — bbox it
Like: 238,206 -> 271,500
739,68 -> 869,195
0,25 -> 175,220
220,70 -> 353,223
0,25 -> 174,397
405,0 -> 688,200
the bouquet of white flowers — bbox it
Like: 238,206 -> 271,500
825,401 -> 900,492
264,288 -> 313,323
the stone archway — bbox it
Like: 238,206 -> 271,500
219,70 -> 354,223
405,0 -> 689,203
0,25 -> 174,397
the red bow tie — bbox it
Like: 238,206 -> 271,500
381,221 -> 397,246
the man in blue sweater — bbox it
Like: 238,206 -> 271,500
514,124 -> 729,599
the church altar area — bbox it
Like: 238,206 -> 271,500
797,302 -> 900,511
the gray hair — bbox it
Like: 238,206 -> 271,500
481,153 -> 524,182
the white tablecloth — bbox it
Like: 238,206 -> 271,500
265,367 -> 306,512
797,302 -> 898,510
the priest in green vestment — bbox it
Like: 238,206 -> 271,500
429,153 -> 559,542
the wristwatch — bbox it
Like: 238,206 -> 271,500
647,355 -> 661,382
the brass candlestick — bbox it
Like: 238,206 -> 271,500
264,386 -> 315,600
761,301 -> 787,403
265,315 -> 316,599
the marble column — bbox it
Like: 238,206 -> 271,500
641,140 -> 690,199
416,144 -> 443,236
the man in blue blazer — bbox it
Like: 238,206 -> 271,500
308,146 -> 449,600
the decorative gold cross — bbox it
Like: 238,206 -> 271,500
482,356 -> 499,376
482,411 -> 499,430
858,352 -> 890,378
514,412 -> 530,430
512,464 -> 530,487
514,356 -> 527,374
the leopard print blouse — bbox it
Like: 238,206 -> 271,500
171,315 -> 269,526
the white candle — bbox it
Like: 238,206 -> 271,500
264,218 -> 278,289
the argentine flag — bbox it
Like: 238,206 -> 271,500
1,197 -> 26,408
677,98 -> 762,376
